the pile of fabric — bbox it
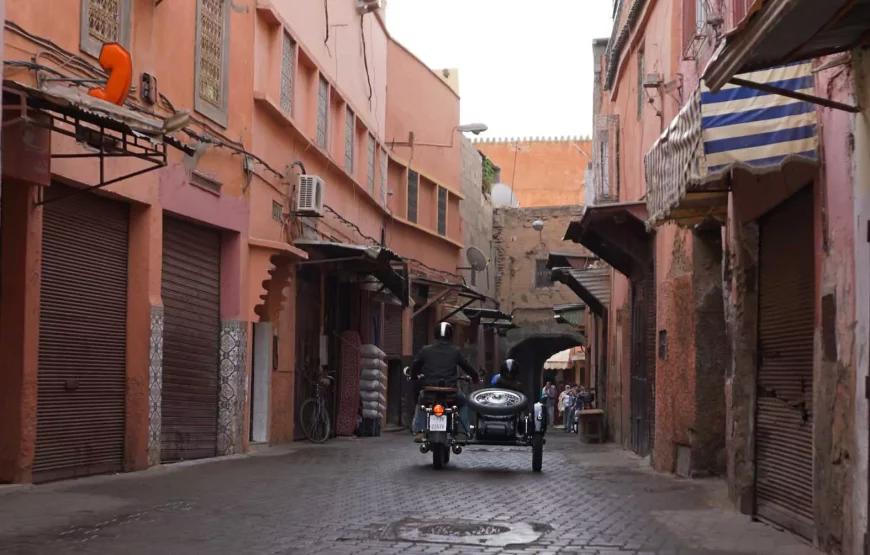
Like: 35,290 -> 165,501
358,344 -> 387,436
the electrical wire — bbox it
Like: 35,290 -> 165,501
360,15 -> 373,101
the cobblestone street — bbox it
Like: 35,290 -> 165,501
0,434 -> 820,555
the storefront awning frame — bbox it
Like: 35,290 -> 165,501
293,240 -> 409,306
551,266 -> 611,316
2,81 -> 195,205
563,202 -> 652,281
702,0 -> 870,96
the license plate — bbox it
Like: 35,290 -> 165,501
428,415 -> 447,432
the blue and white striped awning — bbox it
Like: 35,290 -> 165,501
645,61 -> 818,228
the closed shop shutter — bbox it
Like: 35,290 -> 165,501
383,304 -> 403,359
644,265 -> 656,462
35,184 -> 129,482
756,186 -> 815,538
161,218 -> 221,462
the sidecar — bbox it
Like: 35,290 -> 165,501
465,388 -> 546,472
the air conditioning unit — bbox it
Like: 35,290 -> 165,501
297,174 -> 324,217
357,0 -> 385,14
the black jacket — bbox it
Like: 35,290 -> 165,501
411,339 -> 479,387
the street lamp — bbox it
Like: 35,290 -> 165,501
389,123 -> 489,149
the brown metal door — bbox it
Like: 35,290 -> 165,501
383,304 -> 403,359
35,185 -> 129,482
294,269 -> 321,439
755,186 -> 815,538
161,217 -> 221,462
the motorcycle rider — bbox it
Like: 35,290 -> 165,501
410,321 -> 480,443
492,359 -> 523,392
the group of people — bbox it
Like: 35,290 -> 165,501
541,381 -> 591,433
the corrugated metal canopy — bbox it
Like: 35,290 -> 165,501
703,0 -> 870,93
645,62 -> 819,229
546,252 -> 598,269
294,240 -> 408,305
551,267 -> 611,316
554,303 -> 586,327
563,203 -> 652,281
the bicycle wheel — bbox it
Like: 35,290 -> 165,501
300,398 -> 331,443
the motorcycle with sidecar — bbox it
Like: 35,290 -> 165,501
404,367 -> 547,471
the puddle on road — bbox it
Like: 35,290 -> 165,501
382,518 -> 552,547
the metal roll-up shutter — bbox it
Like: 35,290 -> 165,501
161,217 -> 221,462
35,184 -> 129,482
644,263 -> 657,462
383,304 -> 403,359
756,186 -> 815,538
629,281 -> 648,457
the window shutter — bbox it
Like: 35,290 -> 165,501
437,187 -> 447,236
317,76 -> 329,148
367,135 -> 376,194
280,33 -> 295,113
407,170 -> 419,223
607,114 -> 620,202
344,107 -> 355,172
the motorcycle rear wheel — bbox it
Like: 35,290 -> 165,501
432,443 -> 447,469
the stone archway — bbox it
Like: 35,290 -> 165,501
503,328 -> 586,402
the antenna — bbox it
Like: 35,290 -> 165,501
458,246 -> 489,272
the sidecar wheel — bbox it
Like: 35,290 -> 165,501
467,388 -> 529,416
532,433 -> 543,472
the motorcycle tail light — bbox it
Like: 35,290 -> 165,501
433,404 -> 444,416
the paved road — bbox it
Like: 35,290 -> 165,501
0,433 -> 820,555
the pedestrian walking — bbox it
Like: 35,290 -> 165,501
542,381 -> 556,426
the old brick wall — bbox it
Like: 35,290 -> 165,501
459,135 -> 495,300
475,138 -> 590,208
493,206 -> 589,322
493,206 -> 590,394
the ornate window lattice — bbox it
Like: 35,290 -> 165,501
345,107 -> 355,172
81,0 -> 129,58
281,33 -> 295,113
88,0 -> 120,43
199,0 -> 225,108
367,134 -> 376,194
317,76 -> 329,148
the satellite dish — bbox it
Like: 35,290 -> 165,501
491,183 -> 519,207
466,246 -> 489,272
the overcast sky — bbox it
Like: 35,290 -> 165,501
385,0 -> 613,140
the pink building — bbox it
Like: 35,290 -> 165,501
552,0 -> 869,552
0,0 -> 481,483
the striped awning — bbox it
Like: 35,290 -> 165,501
645,61 -> 818,228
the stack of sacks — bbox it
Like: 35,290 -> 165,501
359,344 -> 387,420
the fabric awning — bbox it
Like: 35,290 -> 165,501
702,0 -> 870,93
563,203 -> 652,281
551,266 -> 611,316
543,348 -> 573,371
294,240 -> 408,306
644,62 -> 819,228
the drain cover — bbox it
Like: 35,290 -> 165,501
417,523 -> 511,537
386,518 -> 548,547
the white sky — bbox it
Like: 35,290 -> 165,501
385,0 -> 614,140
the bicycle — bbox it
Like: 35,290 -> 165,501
299,369 -> 334,443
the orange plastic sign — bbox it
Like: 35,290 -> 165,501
88,42 -> 132,106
